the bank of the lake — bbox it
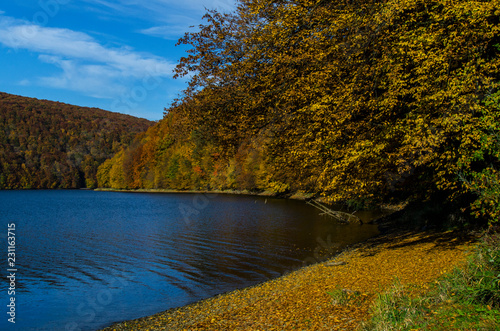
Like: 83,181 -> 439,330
102,229 -> 475,330
94,187 -> 314,200
94,187 -> 402,224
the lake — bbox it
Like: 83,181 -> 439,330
0,190 -> 381,330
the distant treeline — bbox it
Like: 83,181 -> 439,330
98,0 -> 497,223
0,92 -> 153,189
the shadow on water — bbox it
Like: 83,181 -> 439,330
0,190 -> 386,331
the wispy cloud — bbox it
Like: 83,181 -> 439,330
0,15 -> 175,98
0,2 -> 236,119
82,0 -> 235,39
139,14 -> 199,40
140,0 -> 236,14
84,0 -> 235,18
37,55 -> 126,98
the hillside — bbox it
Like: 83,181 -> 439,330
97,0 -> 500,224
0,92 -> 153,189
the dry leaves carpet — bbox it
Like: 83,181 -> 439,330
102,230 -> 475,331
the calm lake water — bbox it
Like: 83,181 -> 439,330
0,190 -> 381,330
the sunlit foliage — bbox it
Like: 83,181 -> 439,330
99,0 -> 500,222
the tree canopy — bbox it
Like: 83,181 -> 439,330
0,92 -> 152,189
98,0 -> 500,223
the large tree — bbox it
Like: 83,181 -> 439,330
100,0 -> 500,221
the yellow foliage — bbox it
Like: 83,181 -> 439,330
98,0 -> 500,220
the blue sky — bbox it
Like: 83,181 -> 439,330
0,0 -> 236,120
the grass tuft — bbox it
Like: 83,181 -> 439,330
439,231 -> 500,308
327,286 -> 362,306
361,231 -> 500,330
360,279 -> 428,331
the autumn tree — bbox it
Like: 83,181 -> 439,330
0,92 -> 152,189
99,0 -> 500,223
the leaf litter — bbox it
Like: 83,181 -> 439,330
102,230 -> 474,331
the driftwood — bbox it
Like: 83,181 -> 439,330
306,200 -> 362,224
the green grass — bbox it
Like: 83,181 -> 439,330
327,286 -> 362,306
361,231 -> 500,331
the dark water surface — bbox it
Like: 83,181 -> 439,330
0,190 -> 382,330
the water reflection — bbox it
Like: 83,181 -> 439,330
0,190 -> 381,331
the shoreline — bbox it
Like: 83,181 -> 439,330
94,187 -> 316,200
93,187 -> 405,217
100,228 -> 475,331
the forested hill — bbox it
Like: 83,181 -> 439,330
98,0 -> 500,224
0,92 -> 153,189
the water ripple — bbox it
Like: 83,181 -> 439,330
0,190 -> 380,331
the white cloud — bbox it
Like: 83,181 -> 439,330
18,79 -> 30,86
0,18 -> 174,77
82,0 -> 236,39
0,15 -> 175,98
141,0 -> 236,14
139,14 -> 198,40
140,25 -> 182,39
85,0 -> 235,18
0,2 -> 237,118
37,55 -> 125,98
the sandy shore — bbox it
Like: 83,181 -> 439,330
101,230 -> 474,331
